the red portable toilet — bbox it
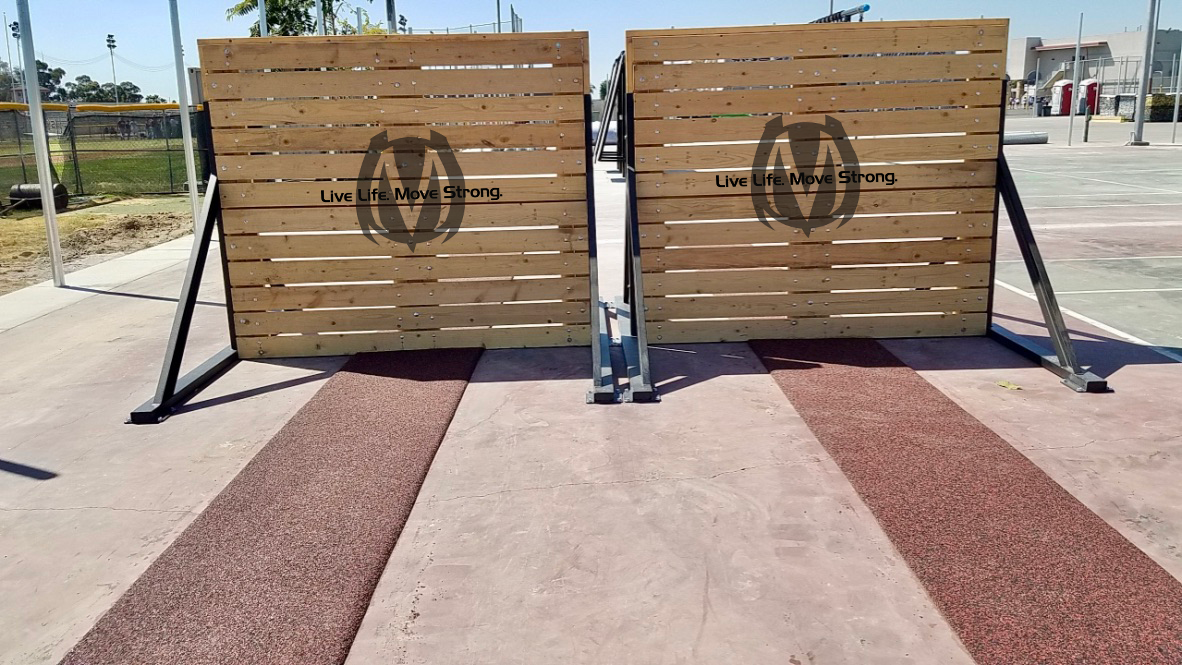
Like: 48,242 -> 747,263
1051,80 -> 1073,115
1078,78 -> 1098,114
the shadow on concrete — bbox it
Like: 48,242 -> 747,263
0,459 -> 58,480
172,357 -> 344,416
63,285 -> 223,308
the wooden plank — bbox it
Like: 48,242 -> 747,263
237,301 -> 590,335
626,22 -> 1007,63
649,287 -> 989,321
645,313 -> 987,343
633,53 -> 1003,93
199,34 -> 586,71
634,80 -> 1002,119
225,228 -> 589,261
637,135 -> 999,171
204,66 -> 585,101
212,124 -> 586,153
227,252 -> 590,286
643,263 -> 992,296
223,202 -> 588,234
238,325 -> 591,357
634,108 -> 1000,145
637,188 -> 996,223
644,237 -> 991,271
219,176 -> 586,208
216,149 -> 585,182
639,213 -> 995,248
636,162 -> 997,198
211,96 -> 584,128
231,277 -> 590,312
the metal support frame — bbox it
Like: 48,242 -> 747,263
618,91 -> 658,402
582,94 -> 618,404
593,52 -> 624,165
988,155 -> 1109,393
128,175 -> 240,423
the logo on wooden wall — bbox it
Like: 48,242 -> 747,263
356,130 -> 465,250
750,115 -> 861,237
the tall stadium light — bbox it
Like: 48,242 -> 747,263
169,0 -> 200,229
1131,0 -> 1160,145
16,0 -> 64,286
106,33 -> 120,103
258,0 -> 268,36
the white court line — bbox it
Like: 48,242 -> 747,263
1027,202 -> 1182,210
1000,221 -> 1182,230
997,255 -> 1182,263
1010,167 -> 1182,195
995,279 -> 1182,363
1057,287 -> 1182,295
1022,192 -> 1182,198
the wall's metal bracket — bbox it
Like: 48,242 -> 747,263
991,154 -> 1110,394
587,300 -> 618,403
128,175 -> 242,423
583,94 -> 620,404
613,298 -> 659,403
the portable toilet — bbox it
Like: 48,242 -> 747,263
1051,80 -> 1073,115
1078,78 -> 1099,114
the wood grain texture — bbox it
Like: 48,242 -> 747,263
646,314 -> 987,343
638,213 -> 996,248
216,150 -> 585,181
212,124 -> 585,153
238,325 -> 591,357
231,277 -> 590,312
222,202 -> 587,234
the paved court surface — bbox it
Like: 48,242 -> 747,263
2,122 -> 1182,664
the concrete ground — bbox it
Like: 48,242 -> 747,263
2,123 -> 1182,663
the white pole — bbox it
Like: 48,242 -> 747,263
356,7 -> 363,33
1032,56 -> 1040,118
258,0 -> 268,36
1067,13 -> 1083,146
16,0 -> 63,287
386,0 -> 396,33
168,0 -> 200,230
1132,0 -> 1160,144
316,0 -> 325,35
1173,42 -> 1181,143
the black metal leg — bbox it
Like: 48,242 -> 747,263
619,91 -> 657,403
989,155 -> 1109,393
583,94 -> 619,404
129,176 -> 242,423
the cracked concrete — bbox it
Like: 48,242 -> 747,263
345,345 -> 974,665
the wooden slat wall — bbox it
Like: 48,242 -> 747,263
626,19 -> 1006,343
198,33 -> 591,357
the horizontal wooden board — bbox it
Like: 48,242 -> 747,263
200,34 -> 586,71
644,237 -> 990,271
216,149 -> 585,182
219,176 -> 585,208
637,188 -> 996,223
646,313 -> 987,343
649,287 -> 989,320
212,96 -> 584,128
633,53 -> 1003,93
228,253 -> 590,286
639,213 -> 995,247
643,262 -> 992,296
634,108 -> 1001,145
636,162 -> 997,198
225,228 -> 589,261
232,277 -> 590,311
238,301 -> 590,335
222,201 -> 588,234
634,80 -> 1002,119
204,66 -> 585,100
626,21 -> 1007,65
637,135 -> 999,171
238,325 -> 591,357
212,124 -> 586,153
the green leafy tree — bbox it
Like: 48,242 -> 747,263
227,0 -> 370,36
36,60 -> 67,101
144,94 -> 166,103
599,80 -> 609,99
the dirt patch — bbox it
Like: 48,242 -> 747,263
0,210 -> 191,295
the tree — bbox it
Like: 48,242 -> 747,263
144,94 -> 166,103
36,60 -> 67,101
599,80 -> 609,99
227,0 -> 372,36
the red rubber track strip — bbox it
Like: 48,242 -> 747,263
750,338 -> 1182,665
60,348 -> 482,665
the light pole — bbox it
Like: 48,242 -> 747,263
8,20 -> 20,103
1131,0 -> 1160,145
106,33 -> 119,103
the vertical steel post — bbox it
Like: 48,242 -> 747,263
386,0 -> 395,32
621,91 -> 656,401
1132,0 -> 1160,144
1067,13 -> 1083,146
582,94 -> 616,403
169,0 -> 201,230
1173,44 -> 1181,143
496,0 -> 501,32
316,0 -> 325,35
258,0 -> 268,36
985,78 -> 1007,331
66,107 -> 82,195
16,0 -> 63,287
1032,57 -> 1040,118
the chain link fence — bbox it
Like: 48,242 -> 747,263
0,107 -> 209,204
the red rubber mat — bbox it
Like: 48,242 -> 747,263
750,338 -> 1182,665
61,348 -> 481,665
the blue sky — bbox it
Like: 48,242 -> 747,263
6,0 -> 1180,99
